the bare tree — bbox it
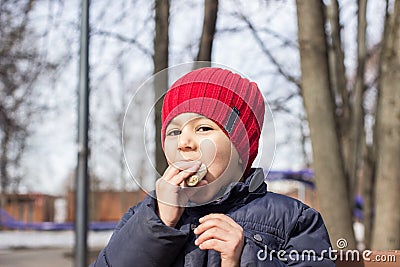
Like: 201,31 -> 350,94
371,0 -> 400,249
87,0 -> 154,190
153,0 -> 170,175
223,4 -> 310,171
326,1 -> 369,236
216,0 -> 400,250
347,0 -> 367,202
297,0 -> 400,250
296,0 -> 356,249
196,0 -> 219,64
0,0 -> 55,195
326,0 -> 350,172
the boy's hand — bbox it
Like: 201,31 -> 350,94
194,214 -> 244,267
156,161 -> 203,227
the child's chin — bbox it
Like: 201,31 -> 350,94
188,190 -> 216,205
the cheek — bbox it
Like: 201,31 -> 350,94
164,139 -> 177,163
217,142 -> 235,168
199,139 -> 216,166
201,137 -> 233,172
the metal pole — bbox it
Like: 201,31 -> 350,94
75,0 -> 90,266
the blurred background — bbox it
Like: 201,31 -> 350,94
1,0 -> 399,266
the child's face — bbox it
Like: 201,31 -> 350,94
164,113 -> 243,203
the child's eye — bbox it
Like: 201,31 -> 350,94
167,129 -> 181,136
197,126 -> 213,132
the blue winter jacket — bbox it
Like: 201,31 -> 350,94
91,169 -> 335,266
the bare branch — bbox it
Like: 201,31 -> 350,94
237,13 -> 301,88
93,29 -> 152,56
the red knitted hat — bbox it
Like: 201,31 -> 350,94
161,67 -> 265,173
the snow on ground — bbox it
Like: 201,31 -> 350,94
0,230 -> 113,250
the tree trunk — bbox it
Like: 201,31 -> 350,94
348,0 -> 367,201
0,128 -> 10,220
0,0 -> 39,194
196,0 -> 218,65
326,0 -> 350,146
296,0 -> 356,249
372,0 -> 400,250
153,0 -> 169,176
326,0 -> 352,199
0,130 -> 9,194
361,141 -> 375,249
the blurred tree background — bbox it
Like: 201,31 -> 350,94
0,1 -> 58,203
0,0 -> 398,250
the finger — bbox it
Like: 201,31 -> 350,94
161,165 -> 180,182
162,161 -> 201,184
198,238 -> 226,251
196,214 -> 241,233
199,213 -> 237,225
195,226 -> 230,246
198,238 -> 244,263
169,166 -> 200,186
194,220 -> 243,246
194,216 -> 233,235
156,178 -> 190,206
156,178 -> 181,194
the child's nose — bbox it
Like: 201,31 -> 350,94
177,130 -> 197,151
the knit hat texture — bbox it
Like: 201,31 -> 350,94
161,67 -> 265,173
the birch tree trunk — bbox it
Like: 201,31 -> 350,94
296,0 -> 356,249
372,0 -> 400,249
153,0 -> 169,175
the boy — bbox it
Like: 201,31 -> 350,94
91,67 -> 335,266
